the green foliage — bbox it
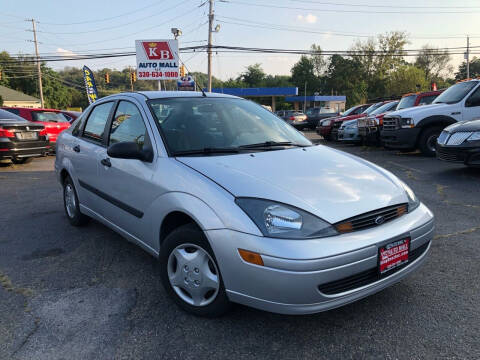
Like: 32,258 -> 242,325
386,65 -> 429,96
415,45 -> 452,81
455,57 -> 480,80
0,95 -> 3,106
240,64 -> 266,87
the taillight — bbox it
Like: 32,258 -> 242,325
39,129 -> 47,136
0,128 -> 15,138
289,116 -> 295,120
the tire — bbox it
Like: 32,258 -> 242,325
159,223 -> 231,317
63,176 -> 89,226
418,126 -> 443,157
11,157 -> 33,164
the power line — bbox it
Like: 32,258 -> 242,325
224,0 -> 480,14
288,0 -> 480,10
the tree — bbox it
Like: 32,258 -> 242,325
240,63 -> 266,87
455,57 -> 480,80
386,65 -> 429,96
310,44 -> 327,77
350,31 -> 409,98
415,45 -> 452,80
325,54 -> 367,106
291,56 -> 319,95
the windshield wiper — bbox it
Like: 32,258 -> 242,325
172,147 -> 240,156
239,141 -> 310,149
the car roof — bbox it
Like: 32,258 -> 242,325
101,91 -> 240,102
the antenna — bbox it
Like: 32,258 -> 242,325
174,50 -> 208,96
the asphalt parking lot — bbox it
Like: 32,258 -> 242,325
1,133 -> 479,360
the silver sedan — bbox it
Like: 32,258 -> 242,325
55,92 -> 434,317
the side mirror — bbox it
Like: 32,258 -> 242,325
107,142 -> 153,162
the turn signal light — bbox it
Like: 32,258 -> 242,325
397,205 -> 407,217
335,222 -> 353,233
238,249 -> 264,266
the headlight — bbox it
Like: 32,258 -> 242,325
322,120 -> 332,126
467,131 -> 480,141
399,181 -> 420,212
400,118 -> 414,128
235,198 -> 338,239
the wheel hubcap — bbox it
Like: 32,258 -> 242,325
167,243 -> 220,307
64,184 -> 76,218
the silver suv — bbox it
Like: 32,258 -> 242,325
55,92 -> 434,317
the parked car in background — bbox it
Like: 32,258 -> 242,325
396,90 -> 443,111
275,110 -> 308,129
436,119 -> 480,167
316,103 -> 371,140
382,80 -> 480,156
305,107 -> 340,129
338,119 -> 361,143
55,91 -> 434,317
330,102 -> 385,141
0,108 -> 49,164
61,110 -> 82,123
2,107 -> 71,147
357,101 -> 399,145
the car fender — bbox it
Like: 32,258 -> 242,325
416,115 -> 457,129
146,191 -> 261,253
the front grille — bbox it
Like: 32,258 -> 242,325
335,204 -> 407,233
436,148 -> 465,162
446,132 -> 472,146
383,118 -> 398,131
332,121 -> 342,129
318,241 -> 430,295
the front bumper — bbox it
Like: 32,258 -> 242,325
338,127 -> 361,142
381,128 -> 421,149
0,139 -> 50,159
206,203 -> 434,315
436,142 -> 480,166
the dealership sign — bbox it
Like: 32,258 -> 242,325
135,39 -> 179,80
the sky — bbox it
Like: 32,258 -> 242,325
2,0 -> 480,81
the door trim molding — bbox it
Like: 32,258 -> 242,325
78,179 -> 144,218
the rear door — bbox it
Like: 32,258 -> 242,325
69,101 -> 115,212
95,100 -> 159,242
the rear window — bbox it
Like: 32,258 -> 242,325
0,108 -> 27,121
32,111 -> 69,123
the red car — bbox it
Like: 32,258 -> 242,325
317,103 -> 373,140
1,107 -> 71,145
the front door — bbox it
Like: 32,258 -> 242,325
71,101 -> 115,212
463,85 -> 480,121
96,100 -> 159,244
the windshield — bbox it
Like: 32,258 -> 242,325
433,82 -> 478,104
364,102 -> 383,114
32,111 -> 70,123
370,101 -> 398,115
149,97 -> 312,155
341,106 -> 357,117
397,95 -> 417,110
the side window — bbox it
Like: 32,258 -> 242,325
109,101 -> 148,150
466,87 -> 480,107
418,95 -> 437,106
3,108 -> 20,115
83,102 -> 114,144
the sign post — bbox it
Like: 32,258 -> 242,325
135,39 -> 180,82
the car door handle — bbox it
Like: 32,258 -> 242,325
100,158 -> 111,167
73,145 -> 80,153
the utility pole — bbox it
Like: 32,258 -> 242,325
304,81 -> 307,113
30,19 -> 44,108
207,0 -> 214,92
466,36 -> 470,79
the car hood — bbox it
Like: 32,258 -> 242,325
445,119 -> 480,132
385,103 -> 449,119
177,146 -> 408,224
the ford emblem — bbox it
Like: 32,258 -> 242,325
375,216 -> 385,225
